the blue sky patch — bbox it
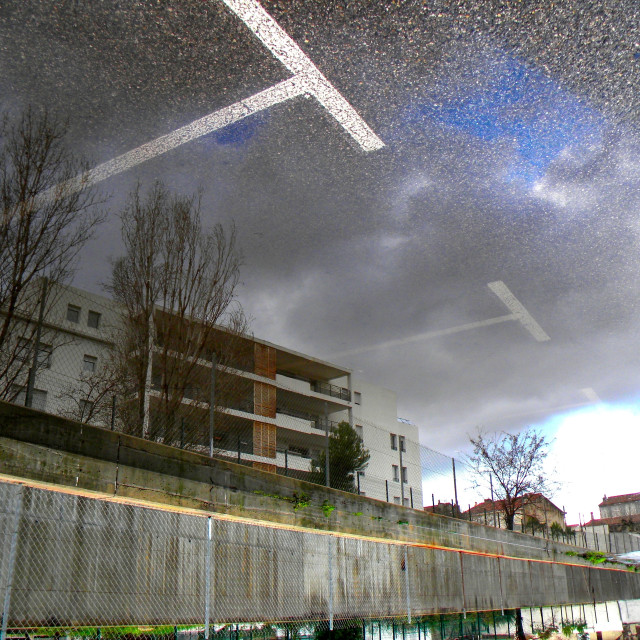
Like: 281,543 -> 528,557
403,51 -> 604,184
212,111 -> 267,147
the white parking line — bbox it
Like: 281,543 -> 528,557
42,77 -> 307,202
487,281 -> 550,342
580,387 -> 602,403
222,0 -> 385,152
329,282 -> 549,359
328,314 -> 516,358
46,0 -> 383,197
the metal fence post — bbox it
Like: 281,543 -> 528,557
328,535 -> 334,630
452,458 -> 459,512
324,402 -> 330,488
404,546 -> 411,623
110,395 -> 117,431
386,480 -> 389,502
284,448 -> 289,476
1,486 -> 23,640
410,487 -> 413,509
399,439 -> 405,505
209,354 -> 217,457
205,516 -> 212,640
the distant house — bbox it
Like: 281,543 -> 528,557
424,501 -> 462,518
599,492 -> 640,519
462,493 -> 565,532
579,492 -> 640,553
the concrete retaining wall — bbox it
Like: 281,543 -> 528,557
2,402 -> 640,626
2,481 -> 640,627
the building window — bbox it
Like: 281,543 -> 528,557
37,343 -> 52,369
392,464 -> 399,482
354,391 -> 361,405
390,433 -> 397,450
16,338 -> 31,363
83,355 -> 97,373
399,435 -> 406,452
19,340 -> 52,368
401,466 -> 408,483
393,496 -> 401,505
87,310 -> 101,329
67,304 -> 80,323
355,424 -> 363,440
403,497 -> 410,507
13,387 -> 47,411
32,389 -> 47,411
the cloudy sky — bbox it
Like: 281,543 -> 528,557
2,0 -> 639,519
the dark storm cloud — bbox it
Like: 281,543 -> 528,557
2,0 -> 639,455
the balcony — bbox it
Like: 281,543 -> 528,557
311,381 -> 351,402
275,372 -> 311,395
276,407 -> 340,432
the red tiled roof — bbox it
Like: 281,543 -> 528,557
599,492 -> 640,507
584,513 -> 640,527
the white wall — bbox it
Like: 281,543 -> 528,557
352,377 -> 423,508
601,501 -> 640,518
15,284 -> 119,425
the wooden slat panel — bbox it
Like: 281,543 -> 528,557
253,420 -> 276,459
254,343 -> 276,379
253,381 -> 276,418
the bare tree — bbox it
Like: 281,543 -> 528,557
467,428 -> 555,531
56,341 -> 124,426
107,182 -> 249,443
467,427 -> 555,640
0,107 -> 102,400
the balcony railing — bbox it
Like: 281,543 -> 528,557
310,381 -> 351,402
276,407 -> 340,432
312,416 -> 340,432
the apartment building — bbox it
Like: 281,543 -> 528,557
2,282 -> 423,507
2,282 -> 118,421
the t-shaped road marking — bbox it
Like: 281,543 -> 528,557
47,0 -> 384,199
329,281 -> 549,359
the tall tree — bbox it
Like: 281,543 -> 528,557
312,421 -> 370,492
467,427 -> 555,640
107,182 -> 247,442
467,428 -> 554,531
0,107 -> 102,400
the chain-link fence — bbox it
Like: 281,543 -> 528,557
0,481 -> 626,640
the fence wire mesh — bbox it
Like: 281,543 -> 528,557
0,482 -> 624,640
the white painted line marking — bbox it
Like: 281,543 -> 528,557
330,282 -> 549,359
580,387 -> 602,403
42,77 -> 307,200
328,314 -> 516,358
46,0 -> 383,196
487,281 -> 550,342
221,0 -> 384,152
489,400 -> 593,423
